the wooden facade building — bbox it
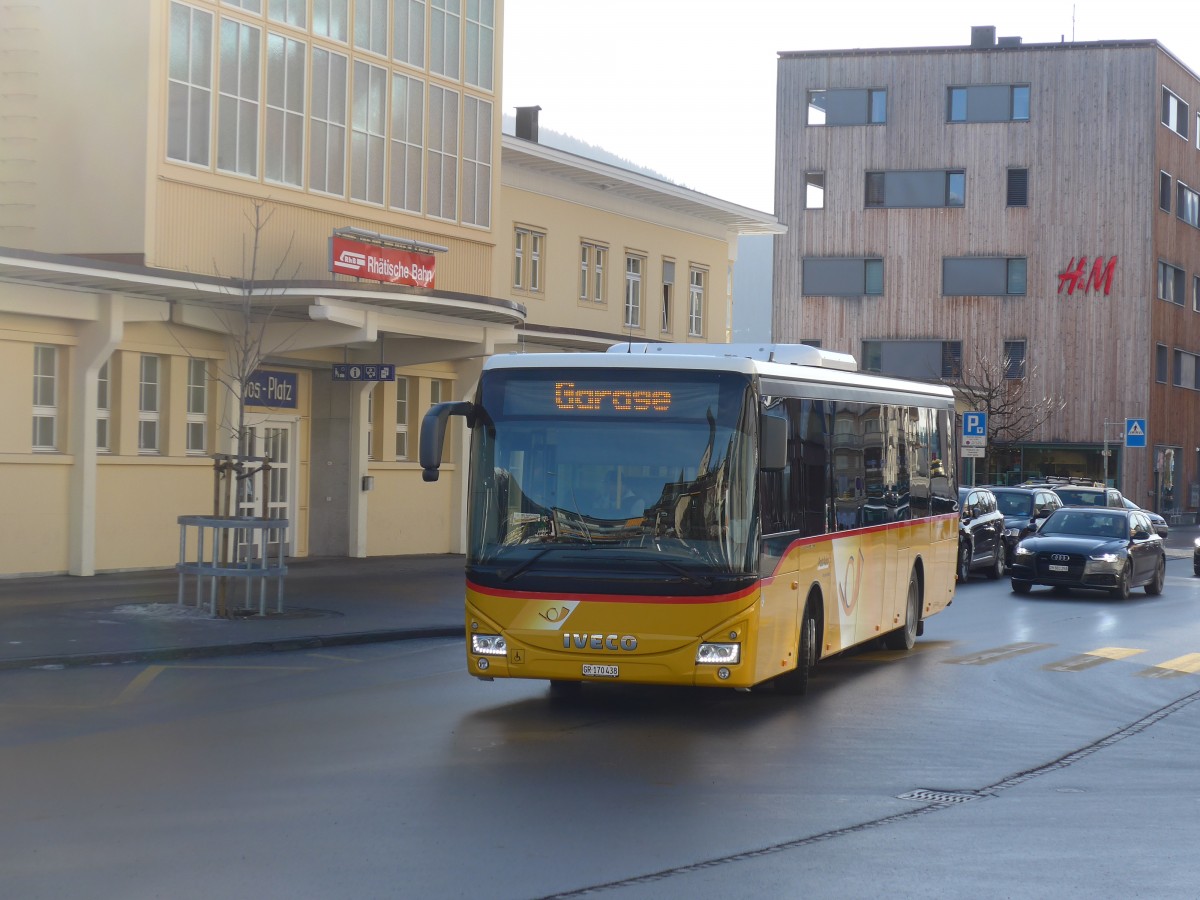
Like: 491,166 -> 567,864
774,27 -> 1200,516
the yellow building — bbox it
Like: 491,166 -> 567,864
0,1 -> 779,576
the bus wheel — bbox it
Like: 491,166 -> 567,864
884,572 -> 920,651
548,680 -> 582,701
775,603 -> 817,696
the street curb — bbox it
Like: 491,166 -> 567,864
0,626 -> 463,671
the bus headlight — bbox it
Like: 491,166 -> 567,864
696,642 -> 740,665
471,633 -> 508,656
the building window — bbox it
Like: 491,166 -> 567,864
461,96 -> 492,227
390,72 -> 424,211
353,0 -> 387,55
187,358 -> 208,455
268,0 -> 306,27
351,60 -> 387,204
430,0 -> 461,79
395,376 -> 409,459
1178,183 -> 1200,228
805,172 -> 825,208
430,378 -> 447,405
661,259 -> 675,333
688,267 -> 706,337
625,254 -> 644,328
365,386 -> 376,460
1161,171 -> 1173,212
1174,349 -> 1200,389
427,84 -> 459,219
580,242 -> 606,302
865,170 -> 964,208
1003,340 -> 1026,379
313,0 -> 348,41
1194,275 -> 1200,313
393,0 -> 425,67
96,359 -> 111,453
216,17 -> 260,177
942,257 -> 1027,296
948,84 -> 1030,123
139,355 -> 161,454
513,227 -> 544,292
941,342 -> 963,380
860,339 -> 960,380
464,0 -> 494,90
223,0 -> 261,11
167,3 -> 214,166
1158,261 -> 1186,305
265,32 -> 305,187
1007,168 -> 1028,207
1162,86 -> 1190,140
807,88 -> 886,125
1156,343 -> 1168,383
310,47 -> 348,195
32,345 -> 57,451
802,258 -> 884,296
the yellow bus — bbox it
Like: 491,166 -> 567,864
420,344 -> 958,696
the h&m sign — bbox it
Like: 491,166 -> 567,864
1057,256 -> 1117,296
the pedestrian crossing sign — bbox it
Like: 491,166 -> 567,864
1125,418 -> 1146,448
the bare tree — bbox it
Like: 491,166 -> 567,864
948,347 -> 1066,454
211,199 -> 302,476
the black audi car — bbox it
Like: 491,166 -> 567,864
1009,506 -> 1165,598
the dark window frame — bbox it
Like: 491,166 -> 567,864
1007,167 -> 1028,207
1003,340 -> 1027,379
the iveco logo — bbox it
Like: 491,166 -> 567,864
1051,554 -> 1070,562
563,633 -> 638,651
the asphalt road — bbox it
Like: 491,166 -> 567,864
3,556 -> 1200,899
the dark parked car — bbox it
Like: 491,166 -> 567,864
989,486 -> 1063,565
957,487 -> 1007,582
1121,497 -> 1168,538
1051,483 -> 1125,509
1010,507 -> 1166,598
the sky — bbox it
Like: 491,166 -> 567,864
503,0 -> 1200,213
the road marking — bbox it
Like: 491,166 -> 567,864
1043,647 -> 1146,672
1138,653 -> 1200,678
114,665 -> 165,704
306,652 -> 363,663
942,642 -> 1054,666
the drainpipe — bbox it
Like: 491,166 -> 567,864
68,294 -> 123,576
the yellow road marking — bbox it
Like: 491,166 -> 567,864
1085,647 -> 1146,660
114,665 -> 165,705
1152,654 -> 1200,674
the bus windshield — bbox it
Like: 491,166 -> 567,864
467,368 -> 759,579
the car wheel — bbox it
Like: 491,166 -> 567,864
1145,556 -> 1165,596
1112,562 -> 1131,600
988,547 -> 1006,580
776,599 -> 818,695
1011,579 -> 1032,595
883,572 -> 920,651
956,543 -> 971,583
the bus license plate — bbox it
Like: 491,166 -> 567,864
582,664 -> 618,678
1049,564 -> 1069,572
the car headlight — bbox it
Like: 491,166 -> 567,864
1085,552 -> 1123,574
696,642 -> 740,665
1005,527 -> 1020,538
471,633 -> 508,656
1014,545 -> 1034,557
1193,537 -> 1200,550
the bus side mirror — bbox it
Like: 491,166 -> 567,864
760,413 -> 787,471
419,401 -> 474,482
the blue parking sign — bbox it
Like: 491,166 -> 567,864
963,412 -> 987,437
1125,418 -> 1146,448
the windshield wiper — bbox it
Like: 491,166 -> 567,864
651,558 -> 713,587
